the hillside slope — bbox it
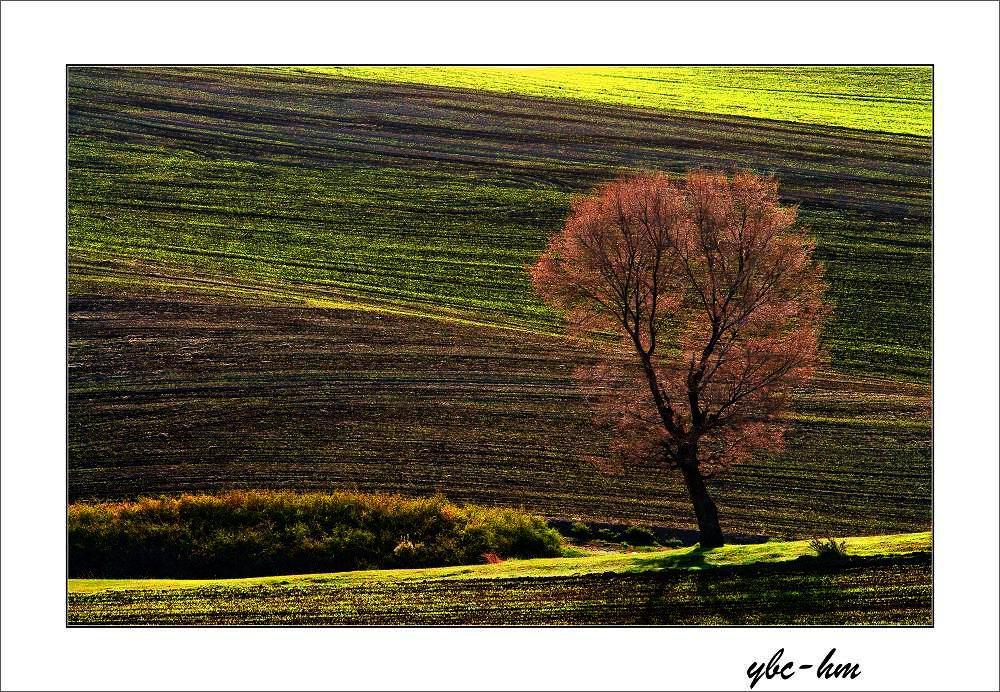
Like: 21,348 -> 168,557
304,66 -> 932,136
67,67 -> 931,537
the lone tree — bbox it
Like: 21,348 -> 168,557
531,170 -> 829,547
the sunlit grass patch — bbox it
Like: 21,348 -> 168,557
302,66 -> 932,136
67,532 -> 931,625
69,530 -> 930,592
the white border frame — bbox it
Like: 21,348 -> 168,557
3,2 -> 998,690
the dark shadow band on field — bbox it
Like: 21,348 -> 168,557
546,518 -> 771,547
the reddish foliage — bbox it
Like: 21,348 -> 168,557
482,551 -> 503,565
532,170 -> 829,477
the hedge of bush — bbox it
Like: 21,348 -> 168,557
68,491 -> 564,578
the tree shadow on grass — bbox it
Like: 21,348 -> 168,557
636,546 -> 713,625
627,544 -> 715,574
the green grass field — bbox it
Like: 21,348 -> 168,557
68,66 -> 931,551
305,66 -> 932,136
68,532 -> 931,625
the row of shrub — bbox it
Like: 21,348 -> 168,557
561,520 -> 684,548
68,491 -> 564,578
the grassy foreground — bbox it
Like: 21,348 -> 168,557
69,532 -> 930,625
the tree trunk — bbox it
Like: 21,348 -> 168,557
679,462 -> 724,548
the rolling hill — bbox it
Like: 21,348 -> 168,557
67,66 -> 932,538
